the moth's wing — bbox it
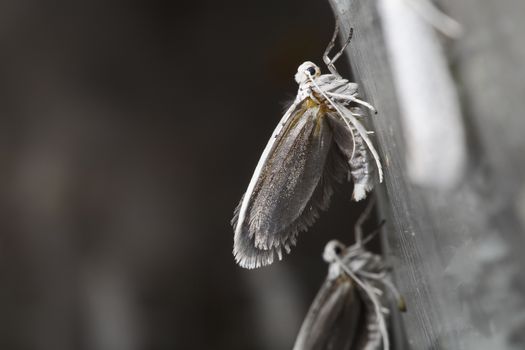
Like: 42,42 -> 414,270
336,101 -> 383,183
326,112 -> 354,161
326,112 -> 374,201
293,275 -> 362,350
249,106 -> 332,248
353,285 -> 386,350
232,101 -> 346,269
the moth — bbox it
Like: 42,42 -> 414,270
232,24 -> 383,269
293,203 -> 406,350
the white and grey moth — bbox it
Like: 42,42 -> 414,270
293,205 -> 406,350
232,25 -> 383,269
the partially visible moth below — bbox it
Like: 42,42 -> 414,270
293,204 -> 406,350
232,24 -> 383,269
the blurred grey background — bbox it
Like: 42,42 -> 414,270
0,1 -> 370,349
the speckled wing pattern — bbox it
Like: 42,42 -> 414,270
232,99 -> 358,269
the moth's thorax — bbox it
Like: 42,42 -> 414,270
295,73 -> 359,111
327,263 -> 343,280
296,79 -> 333,109
303,97 -> 333,115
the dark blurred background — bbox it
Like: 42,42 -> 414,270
0,1 -> 372,349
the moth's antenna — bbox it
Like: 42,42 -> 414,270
381,278 -> 407,312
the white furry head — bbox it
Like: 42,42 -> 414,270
322,240 -> 346,263
295,61 -> 321,84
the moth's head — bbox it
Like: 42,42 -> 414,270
295,61 -> 321,84
323,240 -> 345,263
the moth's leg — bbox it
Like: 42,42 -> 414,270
326,91 -> 377,114
323,23 -> 338,75
354,197 -> 377,244
382,278 -> 407,312
357,271 -> 387,281
338,107 -> 384,183
329,28 -> 353,67
323,23 -> 338,68
349,106 -> 368,120
358,269 -> 406,312
323,24 -> 353,76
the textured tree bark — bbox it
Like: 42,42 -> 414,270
328,0 -> 525,349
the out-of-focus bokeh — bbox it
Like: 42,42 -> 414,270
0,1 -> 369,349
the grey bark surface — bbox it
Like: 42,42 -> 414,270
328,0 -> 525,349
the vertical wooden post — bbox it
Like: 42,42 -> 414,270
328,0 -> 525,348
